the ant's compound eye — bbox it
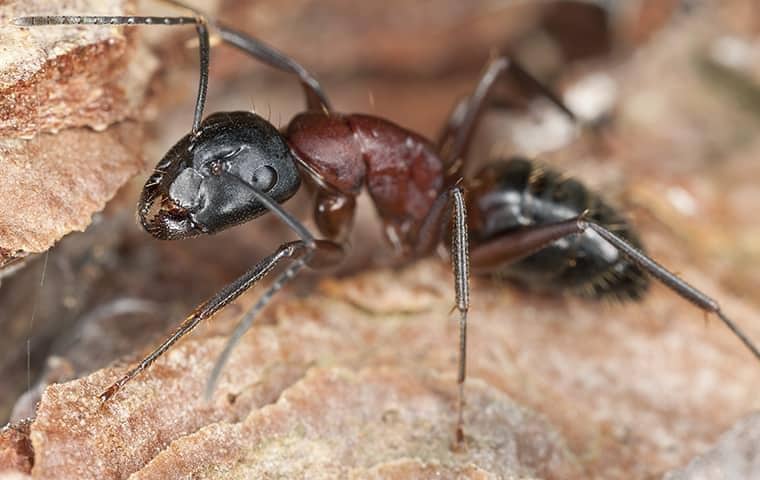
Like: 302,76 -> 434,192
204,148 -> 244,176
251,165 -> 277,192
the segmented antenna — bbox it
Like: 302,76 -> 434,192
13,15 -> 210,135
13,16 -> 198,26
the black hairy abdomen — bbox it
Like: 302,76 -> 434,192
468,158 -> 649,301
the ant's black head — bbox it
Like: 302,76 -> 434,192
139,111 -> 301,239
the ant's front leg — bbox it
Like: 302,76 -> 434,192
99,238 -> 312,402
203,237 -> 344,399
101,181 -> 345,403
214,25 -> 331,113
101,235 -> 344,402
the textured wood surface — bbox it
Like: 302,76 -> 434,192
0,0 -> 151,265
1,1 -> 760,479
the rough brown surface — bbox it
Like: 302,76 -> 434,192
0,124 -> 143,263
132,368 -> 579,479
0,0 -> 154,266
664,413 -> 760,479
5,263 -> 589,480
0,421 -> 32,476
2,1 -> 760,479
0,0 -> 139,138
8,257 -> 760,479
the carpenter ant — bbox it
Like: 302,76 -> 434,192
15,1 -> 760,446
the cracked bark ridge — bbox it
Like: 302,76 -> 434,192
26,332 -> 307,479
0,0 -> 154,266
0,0 -> 140,138
0,123 -> 144,266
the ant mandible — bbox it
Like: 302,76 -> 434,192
15,0 -> 760,446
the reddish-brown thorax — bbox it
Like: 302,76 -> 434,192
286,112 -> 445,252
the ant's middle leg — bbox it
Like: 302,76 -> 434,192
413,186 -> 470,447
437,56 -> 576,180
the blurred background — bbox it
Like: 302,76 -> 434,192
1,0 -> 759,440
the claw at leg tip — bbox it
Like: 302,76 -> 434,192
452,427 -> 466,452
98,384 -> 119,404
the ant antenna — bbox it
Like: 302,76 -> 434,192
14,14 -> 211,135
157,0 -> 332,112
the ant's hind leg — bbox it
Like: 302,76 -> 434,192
468,215 -> 760,362
579,220 -> 760,361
